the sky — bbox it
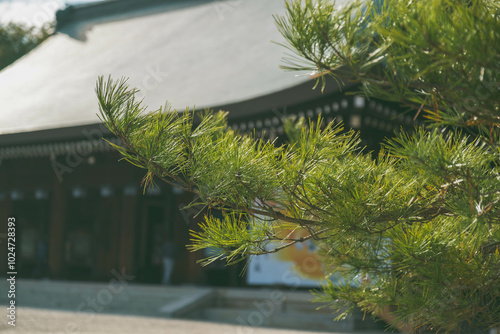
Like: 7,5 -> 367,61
0,0 -> 105,26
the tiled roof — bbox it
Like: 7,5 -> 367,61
1,0 -> 351,136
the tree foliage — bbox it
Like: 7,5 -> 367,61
96,0 -> 500,332
0,22 -> 52,70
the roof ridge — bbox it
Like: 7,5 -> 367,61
55,0 -> 200,31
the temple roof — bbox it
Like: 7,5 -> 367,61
0,0 -> 351,137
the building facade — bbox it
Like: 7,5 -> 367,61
0,0 -> 417,285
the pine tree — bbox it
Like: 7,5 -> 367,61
0,22 -> 52,70
96,0 -> 499,332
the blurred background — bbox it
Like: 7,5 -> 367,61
0,0 -> 415,332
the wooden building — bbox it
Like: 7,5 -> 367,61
0,0 -> 416,285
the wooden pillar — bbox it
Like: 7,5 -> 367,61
0,196 -> 13,273
48,180 -> 66,278
119,195 -> 137,274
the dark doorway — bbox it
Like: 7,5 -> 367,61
11,197 -> 51,279
137,201 -> 165,283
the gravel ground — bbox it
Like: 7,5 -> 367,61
0,307 -> 375,334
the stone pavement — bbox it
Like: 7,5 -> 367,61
0,279 -> 387,332
0,307 -> 387,334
